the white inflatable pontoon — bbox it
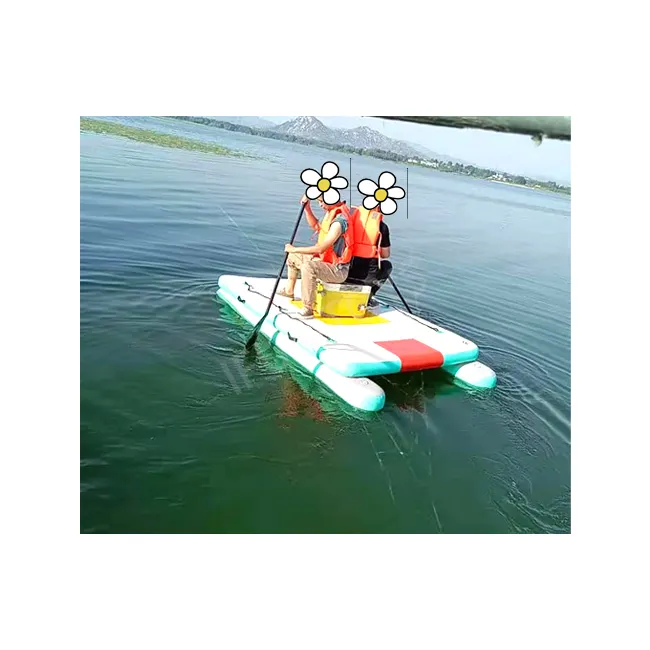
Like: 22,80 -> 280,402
217,274 -> 496,412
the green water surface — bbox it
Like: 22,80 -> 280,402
80,117 -> 570,533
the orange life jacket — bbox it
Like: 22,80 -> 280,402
317,203 -> 354,265
349,206 -> 384,262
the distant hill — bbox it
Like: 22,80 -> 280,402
210,116 -> 276,129
273,115 -> 333,141
167,116 -> 569,194
271,116 -> 462,163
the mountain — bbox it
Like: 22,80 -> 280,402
273,115 -> 335,141
271,116 -> 461,163
210,116 -> 276,129
167,117 -> 569,192
338,125 -> 415,157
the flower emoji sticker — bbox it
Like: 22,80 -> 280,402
300,161 -> 348,205
357,171 -> 405,215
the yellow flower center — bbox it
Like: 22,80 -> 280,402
374,188 -> 388,202
317,178 -> 331,192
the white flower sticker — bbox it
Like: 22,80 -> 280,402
300,161 -> 348,205
357,171 -> 405,215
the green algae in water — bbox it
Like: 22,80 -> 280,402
80,118 -> 245,157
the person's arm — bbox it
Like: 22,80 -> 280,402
285,222 -> 342,255
379,223 -> 391,258
301,196 -> 320,232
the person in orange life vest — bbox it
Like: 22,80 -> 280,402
279,194 -> 354,317
346,206 -> 392,307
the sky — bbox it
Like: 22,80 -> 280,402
261,116 -> 571,184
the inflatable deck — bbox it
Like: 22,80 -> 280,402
217,274 -> 496,412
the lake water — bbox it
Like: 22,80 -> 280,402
80,116 -> 571,533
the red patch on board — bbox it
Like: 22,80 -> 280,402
374,339 -> 444,372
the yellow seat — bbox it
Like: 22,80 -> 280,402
314,281 -> 371,319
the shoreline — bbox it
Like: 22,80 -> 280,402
490,179 -> 536,190
406,165 -> 570,195
488,179 -> 570,195
168,117 -> 571,194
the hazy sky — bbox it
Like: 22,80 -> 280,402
262,116 -> 571,183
